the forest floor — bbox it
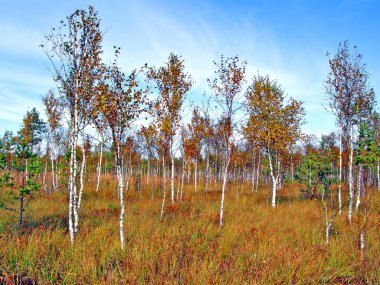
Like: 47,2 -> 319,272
1,177 -> 380,284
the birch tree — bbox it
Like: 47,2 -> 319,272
199,103 -> 214,194
42,6 -> 105,243
187,107 -> 204,192
93,113 -> 107,192
95,48 -> 148,250
42,90 -> 63,193
245,74 -> 304,208
325,41 -> 375,223
140,125 -> 159,200
148,53 -> 193,214
208,55 -> 246,225
354,122 -> 377,263
371,112 -> 380,190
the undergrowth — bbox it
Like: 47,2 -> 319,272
0,179 -> 379,284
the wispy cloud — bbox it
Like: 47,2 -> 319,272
0,0 -> 378,136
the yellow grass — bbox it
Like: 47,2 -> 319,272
0,178 -> 379,284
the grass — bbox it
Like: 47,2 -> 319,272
0,177 -> 379,284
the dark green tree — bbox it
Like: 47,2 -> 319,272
0,109 -> 45,237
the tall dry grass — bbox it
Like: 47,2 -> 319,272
0,177 -> 379,284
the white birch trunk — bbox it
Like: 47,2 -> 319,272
251,153 -> 256,193
348,123 -> 354,224
194,159 -> 198,192
71,81 -> 80,241
50,145 -> 56,192
72,138 -> 79,237
171,153 -> 175,204
377,161 -> 380,191
96,140 -> 103,192
338,130 -> 342,215
151,163 -> 155,200
50,157 -> 55,193
115,144 -> 125,250
187,162 -> 190,184
205,151 -> 210,193
147,159 -> 150,186
290,154 -> 294,183
219,156 -> 231,225
278,159 -> 282,190
321,188 -> 332,244
68,136 -> 75,243
160,156 -> 167,221
251,166 -> 256,193
42,146 -> 49,193
255,153 -> 260,192
54,158 -> 59,190
308,164 -> 311,188
68,120 -> 78,243
268,152 -> 278,208
214,162 -> 217,188
77,146 -> 86,212
356,164 -> 362,212
177,158 -> 184,201
360,231 -> 365,263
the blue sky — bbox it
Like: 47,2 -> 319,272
0,0 -> 379,136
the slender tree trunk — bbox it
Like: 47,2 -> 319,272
219,155 -> 231,225
308,163 -> 311,188
338,130 -> 343,215
360,173 -> 367,265
115,143 -> 125,250
69,82 -> 79,244
255,153 -> 260,192
50,146 -> 56,193
251,166 -> 256,193
348,123 -> 354,224
72,142 -> 79,236
214,162 -> 217,188
147,158 -> 150,186
205,151 -> 210,193
50,158 -> 54,193
77,146 -> 86,211
68,133 -> 75,243
68,129 -> 77,243
18,194 -> 24,238
25,158 -> 28,179
251,152 -> 256,193
268,152 -> 278,208
180,159 -> 186,200
150,160 -> 155,200
377,161 -> 380,191
360,231 -> 365,263
160,156 -> 167,221
187,162 -> 190,184
291,154 -> 294,183
356,164 -> 363,212
171,155 -> 175,203
278,160 -> 282,190
322,188 -> 332,245
96,139 -> 103,192
177,158 -> 184,201
170,142 -> 175,204
54,158 -> 58,190
194,159 -> 198,192
42,144 -> 49,193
